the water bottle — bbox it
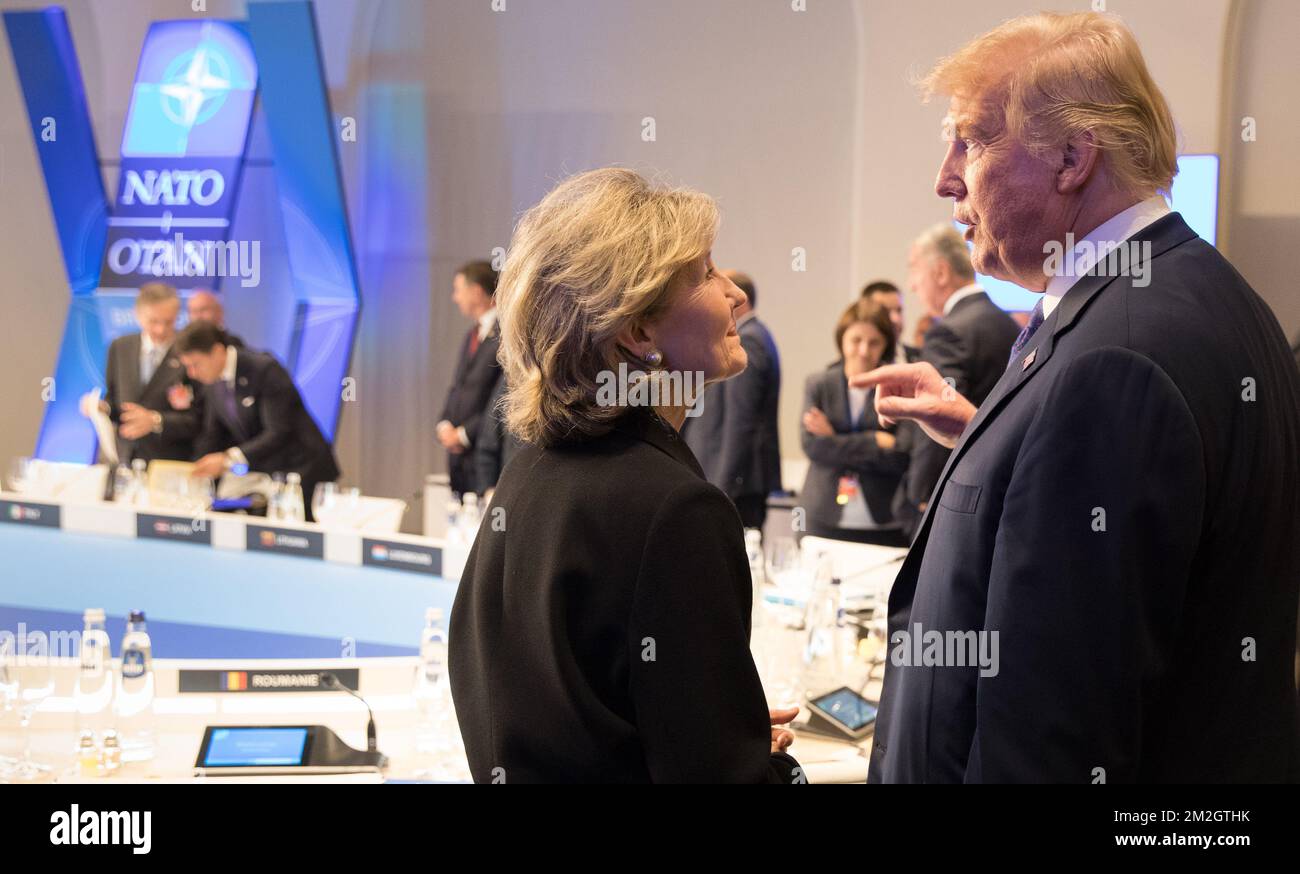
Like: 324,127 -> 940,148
74,609 -> 114,744
283,472 -> 306,523
413,608 -> 449,752
130,458 -> 149,506
744,529 -> 766,629
268,472 -> 286,521
459,493 -> 481,544
800,572 -> 845,697
115,610 -> 155,761
112,465 -> 135,504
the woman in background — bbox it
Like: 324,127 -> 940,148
448,168 -> 800,783
799,299 -> 910,547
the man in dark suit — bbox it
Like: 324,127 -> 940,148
861,280 -> 920,364
683,270 -> 782,530
87,282 -> 202,464
473,371 -> 521,494
858,11 -> 1300,783
891,225 -> 1020,538
437,260 -> 503,496
175,320 -> 340,520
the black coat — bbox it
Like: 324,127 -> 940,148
194,348 -> 340,485
683,315 -> 783,501
893,290 -> 1020,538
449,406 -> 800,783
439,320 -> 503,494
103,333 -> 202,464
799,363 -> 909,532
869,213 -> 1300,783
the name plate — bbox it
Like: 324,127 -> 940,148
362,537 -> 442,576
246,524 -> 324,559
137,513 -> 213,545
179,667 -> 360,694
0,499 -> 61,528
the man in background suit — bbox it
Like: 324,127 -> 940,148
861,280 -> 920,364
860,11 -> 1300,782
683,270 -> 782,530
474,371 -> 521,495
176,320 -> 340,521
187,290 -> 246,348
891,225 -> 1019,539
437,260 -> 503,496
86,282 -> 201,464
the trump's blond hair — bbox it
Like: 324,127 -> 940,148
922,11 -> 1179,197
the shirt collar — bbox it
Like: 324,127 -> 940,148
477,307 -> 498,338
220,344 -> 238,386
1042,195 -> 1171,318
942,283 -> 983,317
141,333 -> 171,358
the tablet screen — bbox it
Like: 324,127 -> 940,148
202,727 -> 310,767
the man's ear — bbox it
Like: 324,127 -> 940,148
1058,133 -> 1101,194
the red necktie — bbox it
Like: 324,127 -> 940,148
468,326 -> 481,358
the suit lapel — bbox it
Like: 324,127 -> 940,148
122,334 -> 144,402
140,346 -> 179,397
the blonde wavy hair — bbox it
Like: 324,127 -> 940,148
921,11 -> 1178,197
495,168 -> 719,447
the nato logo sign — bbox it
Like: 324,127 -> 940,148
102,21 -> 256,291
5,2 -> 361,463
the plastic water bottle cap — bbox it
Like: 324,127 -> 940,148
83,608 -> 106,622
426,607 -> 444,623
287,472 -> 302,484
128,610 -> 146,624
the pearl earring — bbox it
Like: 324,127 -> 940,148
645,350 -> 663,367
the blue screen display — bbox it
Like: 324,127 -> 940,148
812,689 -> 877,731
203,727 -> 308,767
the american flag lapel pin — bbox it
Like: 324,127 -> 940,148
1022,348 -> 1037,371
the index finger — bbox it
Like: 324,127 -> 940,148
849,362 -> 922,391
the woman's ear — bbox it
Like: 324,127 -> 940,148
615,321 -> 657,360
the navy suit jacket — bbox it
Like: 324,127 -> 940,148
893,291 -> 1020,539
194,349 -> 340,485
869,213 -> 1300,783
683,315 -> 783,501
440,321 -> 503,494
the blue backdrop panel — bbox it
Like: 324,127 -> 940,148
247,1 -> 361,442
4,9 -> 110,462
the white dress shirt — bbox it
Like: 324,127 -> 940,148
838,384 -> 887,530
139,333 -> 171,386
1042,195 -> 1171,318
942,282 -> 984,317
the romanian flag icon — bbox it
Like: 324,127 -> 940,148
221,671 -> 248,691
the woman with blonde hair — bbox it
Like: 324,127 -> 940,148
448,168 -> 800,783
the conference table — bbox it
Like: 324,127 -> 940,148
0,489 -> 892,783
